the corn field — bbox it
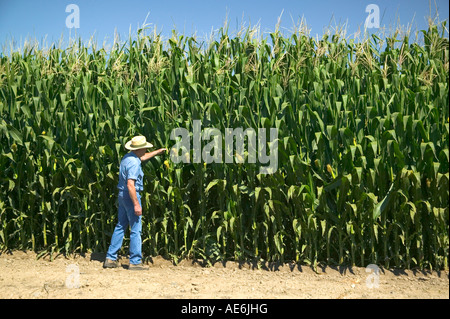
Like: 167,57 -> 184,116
0,21 -> 448,269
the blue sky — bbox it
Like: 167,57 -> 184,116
0,0 -> 448,50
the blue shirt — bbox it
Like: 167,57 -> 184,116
117,152 -> 144,193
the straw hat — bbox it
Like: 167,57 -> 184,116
125,135 -> 154,150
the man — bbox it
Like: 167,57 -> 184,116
103,135 -> 166,270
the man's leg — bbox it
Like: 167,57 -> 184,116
127,195 -> 143,265
106,198 -> 129,262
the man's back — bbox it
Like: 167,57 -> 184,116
117,152 -> 144,192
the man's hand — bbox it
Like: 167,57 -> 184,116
134,203 -> 142,216
156,148 -> 167,155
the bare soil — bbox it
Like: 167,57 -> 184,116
0,251 -> 448,299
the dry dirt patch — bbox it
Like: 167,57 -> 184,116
0,251 -> 448,299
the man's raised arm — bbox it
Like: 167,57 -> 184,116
139,148 -> 167,162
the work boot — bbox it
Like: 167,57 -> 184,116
128,263 -> 149,270
103,258 -> 119,268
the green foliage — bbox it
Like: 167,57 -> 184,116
0,22 -> 448,269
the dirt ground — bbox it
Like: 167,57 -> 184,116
0,250 -> 448,299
